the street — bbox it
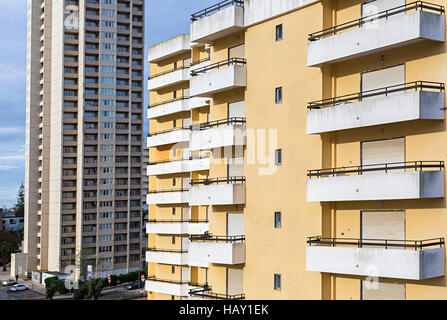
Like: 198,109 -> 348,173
0,286 -> 44,300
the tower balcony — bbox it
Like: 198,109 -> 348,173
189,176 -> 246,206
146,188 -> 189,205
146,219 -> 209,235
148,67 -> 189,91
146,248 -> 189,265
147,127 -> 190,148
147,156 -> 210,176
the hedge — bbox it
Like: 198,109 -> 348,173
44,276 -> 68,295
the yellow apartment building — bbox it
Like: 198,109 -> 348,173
146,0 -> 447,300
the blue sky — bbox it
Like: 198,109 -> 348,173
0,0 -> 218,207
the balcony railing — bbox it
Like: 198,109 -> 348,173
308,161 -> 444,178
148,126 -> 190,137
148,96 -> 189,109
192,117 -> 246,130
147,248 -> 188,254
148,66 -> 189,80
190,58 -> 246,77
148,188 -> 189,194
191,57 -> 211,66
191,0 -> 244,21
146,276 -> 189,285
307,236 -> 445,251
148,219 -> 209,224
189,286 -> 245,300
307,81 -> 445,110
190,234 -> 245,243
308,1 -> 445,41
190,176 -> 246,186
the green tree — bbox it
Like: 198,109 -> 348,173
73,282 -> 88,300
87,278 -> 104,300
0,241 -> 13,271
0,231 -> 19,250
14,183 -> 24,216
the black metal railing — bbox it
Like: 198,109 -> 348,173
190,176 -> 246,186
190,57 -> 246,76
308,1 -> 445,41
147,219 -> 209,224
307,161 -> 444,178
307,236 -> 445,251
148,126 -> 190,137
189,286 -> 245,300
307,81 -> 445,110
191,56 -> 211,66
148,96 -> 189,109
148,188 -> 189,194
146,276 -> 189,285
191,0 -> 244,21
192,117 -> 246,131
190,234 -> 245,243
148,66 -> 188,80
148,155 -> 210,166
147,247 -> 188,254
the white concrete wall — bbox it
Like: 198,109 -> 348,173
146,157 -> 210,176
308,11 -> 445,66
189,97 -> 210,110
146,191 -> 190,205
306,171 -> 445,202
189,183 -> 246,206
146,222 -> 188,235
148,68 -> 190,91
244,0 -> 319,27
190,64 -> 247,97
188,242 -> 246,267
190,5 -> 244,43
307,91 -> 445,134
148,34 -> 190,63
145,280 -> 189,296
190,124 -> 246,151
148,99 -> 190,119
147,129 -> 190,148
146,251 -> 189,265
306,246 -> 445,280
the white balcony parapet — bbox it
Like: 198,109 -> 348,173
306,161 -> 445,202
148,34 -> 190,63
190,1 -> 245,44
146,249 -> 189,265
188,235 -> 246,267
146,189 -> 189,205
307,3 -> 445,67
190,118 -> 246,151
188,286 -> 245,300
189,176 -> 246,206
147,157 -> 210,176
190,58 -> 247,97
306,236 -> 445,280
148,97 -> 190,119
147,128 -> 190,148
146,220 -> 209,235
307,81 -> 445,134
148,67 -> 190,91
190,57 -> 211,72
145,277 -> 190,297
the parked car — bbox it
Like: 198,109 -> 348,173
8,284 -> 28,292
1,279 -> 17,286
127,280 -> 144,290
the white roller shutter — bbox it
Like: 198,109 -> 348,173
227,268 -> 244,296
361,137 -> 405,172
362,280 -> 405,300
362,211 -> 405,243
228,44 -> 245,59
227,213 -> 244,237
361,64 -> 405,100
361,0 -> 405,17
228,100 -> 245,118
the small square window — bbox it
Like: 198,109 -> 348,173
275,87 -> 282,104
172,266 -> 175,274
274,274 -> 281,291
173,91 -> 177,99
173,119 -> 177,128
275,149 -> 282,166
172,207 -> 176,215
274,211 -> 282,228
275,24 -> 283,41
172,237 -> 175,245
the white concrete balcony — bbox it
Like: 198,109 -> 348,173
148,97 -> 190,119
190,0 -> 244,44
188,235 -> 246,267
146,220 -> 209,235
146,189 -> 189,205
147,128 -> 190,148
148,34 -> 190,63
188,285 -> 245,300
190,57 -> 210,72
190,118 -> 246,151
190,58 -> 247,97
148,67 -> 190,91
189,97 -> 210,110
307,81 -> 445,134
145,277 -> 190,297
306,161 -> 445,202
307,3 -> 445,67
306,236 -> 445,280
146,249 -> 189,265
189,176 -> 246,206
147,157 -> 210,176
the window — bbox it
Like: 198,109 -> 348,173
172,208 -> 176,215
274,274 -> 281,291
274,211 -> 282,228
172,266 -> 175,274
275,87 -> 283,104
172,237 -> 175,245
275,24 -> 283,41
275,149 -> 282,166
